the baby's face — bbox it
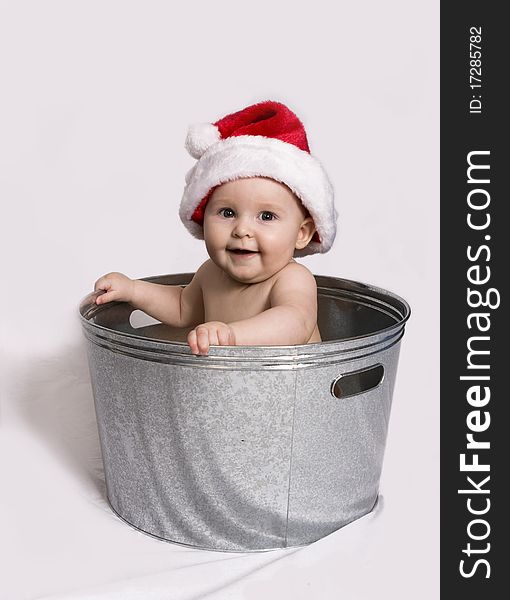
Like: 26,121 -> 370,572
203,177 -> 315,284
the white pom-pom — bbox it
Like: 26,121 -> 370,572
185,123 -> 221,159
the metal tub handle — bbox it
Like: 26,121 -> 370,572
330,364 -> 384,399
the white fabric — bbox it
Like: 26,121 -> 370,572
1,342 -> 435,600
185,123 -> 221,159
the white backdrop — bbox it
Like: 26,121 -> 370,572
0,1 -> 439,598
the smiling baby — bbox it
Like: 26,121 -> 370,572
94,101 -> 337,354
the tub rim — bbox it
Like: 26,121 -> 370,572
79,273 -> 410,362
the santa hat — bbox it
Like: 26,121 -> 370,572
180,101 -> 337,256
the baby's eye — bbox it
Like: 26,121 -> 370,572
219,208 -> 235,218
260,211 -> 276,221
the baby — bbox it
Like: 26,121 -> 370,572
94,101 -> 337,355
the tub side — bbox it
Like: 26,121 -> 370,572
87,340 -> 298,551
286,342 -> 402,545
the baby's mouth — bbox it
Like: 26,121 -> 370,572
227,248 -> 259,255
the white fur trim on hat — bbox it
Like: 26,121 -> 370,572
180,135 -> 337,256
184,123 -> 221,159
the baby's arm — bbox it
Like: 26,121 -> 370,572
187,263 -> 317,354
231,263 -> 318,345
94,268 -> 204,328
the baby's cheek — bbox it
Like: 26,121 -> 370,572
266,233 -> 296,257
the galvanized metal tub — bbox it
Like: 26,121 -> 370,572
79,273 -> 410,552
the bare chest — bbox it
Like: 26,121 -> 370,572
202,279 -> 273,323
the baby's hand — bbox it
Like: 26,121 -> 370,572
187,321 -> 236,355
94,272 -> 135,305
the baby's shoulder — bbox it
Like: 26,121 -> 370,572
271,261 -> 317,294
193,259 -> 218,283
275,260 -> 316,282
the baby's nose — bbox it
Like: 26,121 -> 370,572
232,216 -> 253,237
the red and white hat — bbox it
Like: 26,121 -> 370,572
180,101 -> 337,256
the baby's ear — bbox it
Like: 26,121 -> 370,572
295,217 -> 316,250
